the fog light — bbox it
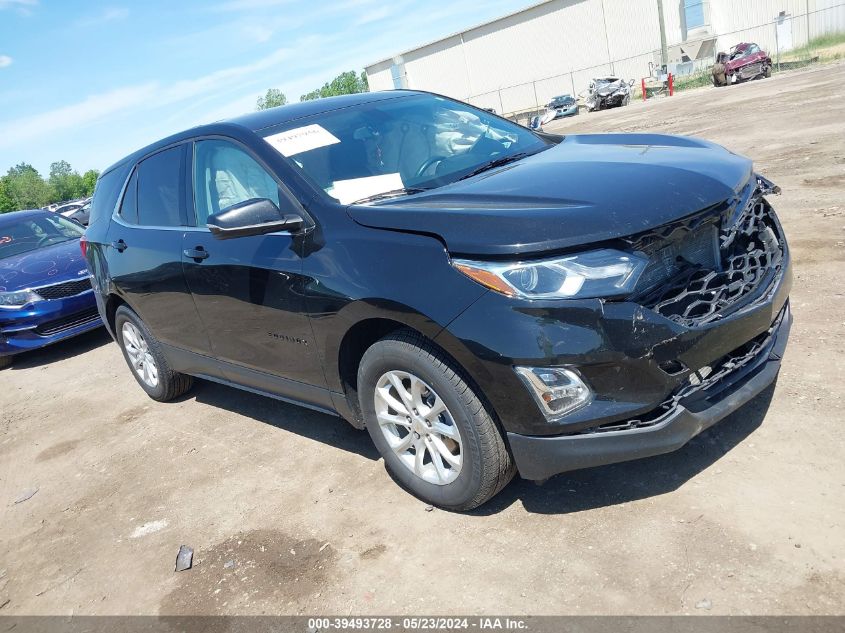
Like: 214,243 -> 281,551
514,366 -> 593,422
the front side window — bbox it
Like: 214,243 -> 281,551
193,139 -> 280,225
0,214 -> 84,260
259,93 -> 549,205
136,146 -> 184,227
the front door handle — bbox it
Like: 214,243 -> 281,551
183,246 -> 210,261
111,239 -> 127,252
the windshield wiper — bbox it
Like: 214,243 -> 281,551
350,187 -> 430,205
458,152 -> 533,181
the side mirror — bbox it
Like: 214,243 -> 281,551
207,198 -> 303,240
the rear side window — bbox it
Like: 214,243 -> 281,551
89,166 -> 130,228
136,146 -> 185,227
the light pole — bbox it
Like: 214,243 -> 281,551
657,0 -> 669,74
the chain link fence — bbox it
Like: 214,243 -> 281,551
467,3 -> 845,125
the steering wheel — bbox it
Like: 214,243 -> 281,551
415,156 -> 448,179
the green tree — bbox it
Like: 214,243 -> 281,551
4,163 -> 53,210
300,70 -> 369,102
256,88 -> 288,110
81,169 -> 100,197
49,160 -> 85,201
0,176 -> 14,213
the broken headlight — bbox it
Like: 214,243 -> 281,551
453,248 -> 647,299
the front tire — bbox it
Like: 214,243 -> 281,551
358,330 -> 514,511
114,305 -> 193,402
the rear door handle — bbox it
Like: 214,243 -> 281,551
183,246 -> 209,261
111,239 -> 127,252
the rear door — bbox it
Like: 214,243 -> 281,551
105,144 -> 210,353
181,137 -> 327,393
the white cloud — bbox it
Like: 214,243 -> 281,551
354,5 -> 395,26
0,83 -> 157,149
211,0 -> 293,12
0,0 -> 36,15
241,24 -> 275,43
0,55 -> 12,68
0,46 -> 293,150
74,7 -> 129,28
0,0 -> 36,8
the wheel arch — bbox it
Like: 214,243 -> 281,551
336,316 -> 427,427
103,290 -> 141,339
334,310 -> 506,446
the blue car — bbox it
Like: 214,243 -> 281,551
546,94 -> 579,118
0,210 -> 101,368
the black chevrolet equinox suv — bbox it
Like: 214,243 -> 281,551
84,91 -> 791,510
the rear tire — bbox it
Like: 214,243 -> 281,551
358,330 -> 514,511
114,305 -> 193,402
0,355 -> 11,370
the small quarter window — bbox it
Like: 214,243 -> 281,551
119,169 -> 139,224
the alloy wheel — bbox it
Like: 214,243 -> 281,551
121,322 -> 159,388
374,370 -> 463,485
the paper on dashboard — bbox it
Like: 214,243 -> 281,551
328,173 -> 405,205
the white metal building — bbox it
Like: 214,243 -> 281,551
365,0 -> 845,115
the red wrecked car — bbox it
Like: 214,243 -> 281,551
712,42 -> 772,86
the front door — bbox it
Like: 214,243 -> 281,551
182,138 -> 327,395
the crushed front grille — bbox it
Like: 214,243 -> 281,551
34,278 -> 92,300
631,180 -> 784,327
737,62 -> 764,80
575,306 -> 785,436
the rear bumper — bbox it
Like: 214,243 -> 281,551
507,302 -> 791,481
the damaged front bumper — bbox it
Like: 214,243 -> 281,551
507,301 -> 791,480
438,184 -> 791,479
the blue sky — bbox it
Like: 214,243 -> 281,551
0,0 -> 533,176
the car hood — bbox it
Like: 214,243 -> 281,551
595,81 -> 628,96
725,57 -> 762,71
348,134 -> 753,256
0,238 -> 89,292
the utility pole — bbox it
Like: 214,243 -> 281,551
806,0 -> 811,45
657,0 -> 669,74
599,0 -> 615,75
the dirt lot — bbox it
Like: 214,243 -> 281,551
2,62 -> 844,617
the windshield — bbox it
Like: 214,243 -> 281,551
260,93 -> 549,204
730,45 -> 758,60
0,214 -> 84,260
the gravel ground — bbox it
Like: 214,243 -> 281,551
1,61 -> 844,616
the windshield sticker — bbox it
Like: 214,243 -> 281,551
264,124 -> 340,157
0,236 -> 11,244
328,173 -> 404,205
